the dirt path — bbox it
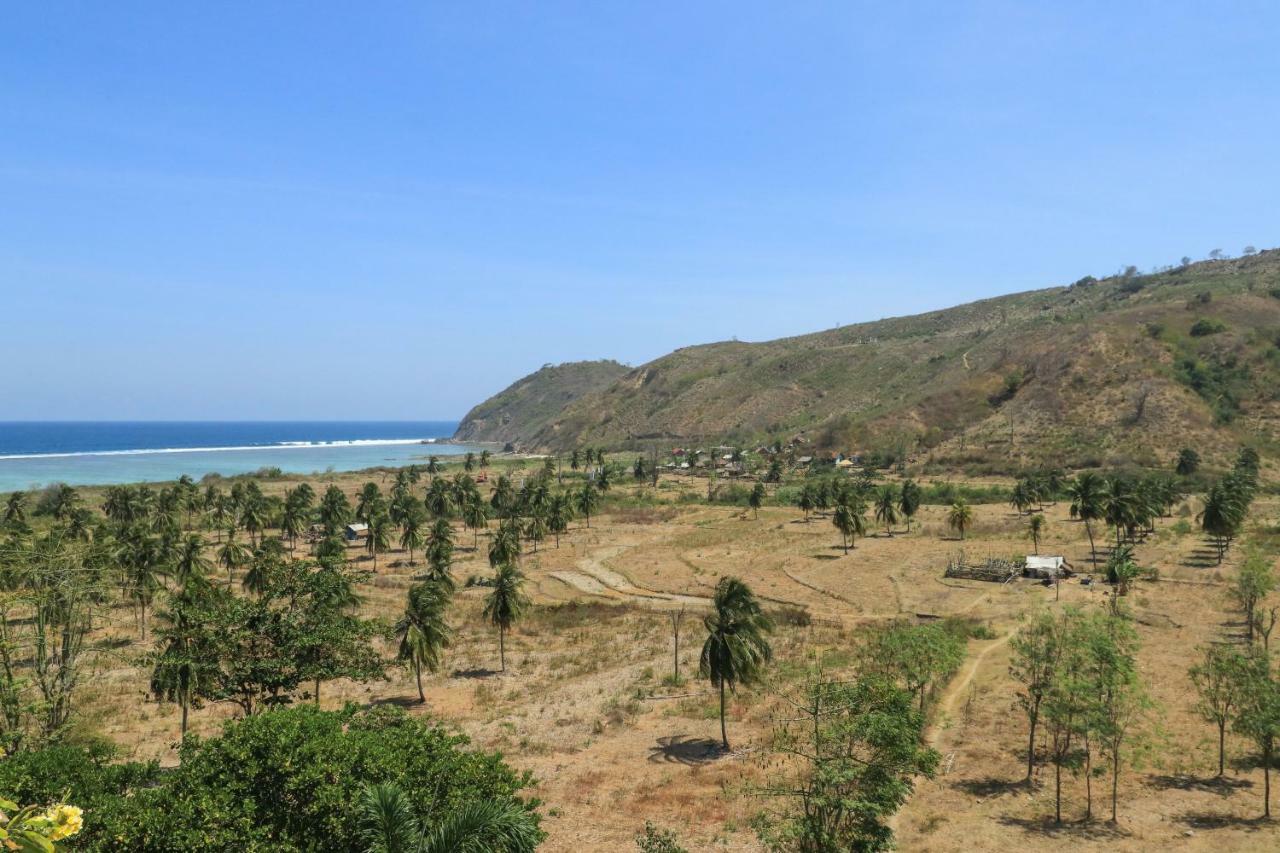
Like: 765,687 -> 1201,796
926,632 -> 1014,748
887,631 -> 1015,835
550,546 -> 715,608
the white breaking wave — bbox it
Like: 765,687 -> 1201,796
0,438 -> 440,461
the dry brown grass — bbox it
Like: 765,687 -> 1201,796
67,467 -> 1280,850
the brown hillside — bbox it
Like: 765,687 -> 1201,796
500,252 -> 1280,471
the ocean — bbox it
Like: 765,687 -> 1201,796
0,422 -> 479,492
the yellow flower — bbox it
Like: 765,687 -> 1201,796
43,805 -> 83,841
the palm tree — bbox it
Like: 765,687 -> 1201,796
547,492 -> 573,547
1068,473 -> 1104,566
797,484 -> 816,522
570,449 -> 581,471
948,498 -> 973,540
367,514 -> 392,570
425,518 -> 456,590
700,577 -> 773,750
479,449 -> 492,470
1028,514 -> 1046,554
874,485 -> 899,534
461,494 -> 489,549
356,782 -> 539,853
396,581 -> 452,703
832,502 -> 865,554
488,519 -> 521,569
426,456 -> 441,477
400,510 -> 426,566
575,483 -> 599,528
484,563 -> 530,672
174,534 -> 211,582
748,483 -> 766,519
217,533 -> 249,586
319,485 -> 352,535
464,452 -> 476,473
356,483 -> 384,524
3,491 -> 26,525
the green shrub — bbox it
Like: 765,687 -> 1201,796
1189,317 -> 1227,337
6,705 -> 540,851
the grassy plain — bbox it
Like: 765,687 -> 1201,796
56,460 -> 1280,851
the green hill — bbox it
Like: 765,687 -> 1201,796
453,359 -> 630,444
468,252 -> 1280,472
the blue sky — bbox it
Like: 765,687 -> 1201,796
2,2 -> 1277,420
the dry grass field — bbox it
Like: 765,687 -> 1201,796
65,463 -> 1280,851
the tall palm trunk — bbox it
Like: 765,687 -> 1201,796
414,659 -> 424,703
719,681 -> 729,750
499,626 -> 506,671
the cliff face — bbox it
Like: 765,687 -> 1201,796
452,360 -> 630,445
464,252 -> 1280,469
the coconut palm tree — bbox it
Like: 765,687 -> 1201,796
874,485 -> 899,534
575,483 -> 599,528
356,483 -> 384,524
488,519 -> 521,569
396,581 -> 452,703
150,580 -> 210,739
700,576 -> 773,750
400,509 -> 426,566
479,449 -> 492,470
484,563 -> 529,672
356,782 -> 539,853
1068,473 -> 1105,566
948,498 -> 973,540
547,492 -> 573,547
217,533 -> 249,586
461,494 -> 489,549
832,502 -> 865,554
425,518 -> 456,590
367,513 -> 392,570
174,534 -> 211,583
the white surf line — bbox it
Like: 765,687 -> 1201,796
0,438 -> 440,461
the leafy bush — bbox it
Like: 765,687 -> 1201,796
636,822 -> 688,853
1189,318 -> 1227,337
4,705 -> 540,852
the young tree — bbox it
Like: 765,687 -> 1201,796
484,563 -> 529,672
1176,448 -> 1201,477
898,479 -> 921,533
1010,611 -> 1058,783
396,581 -> 452,703
1027,514 -> 1046,555
748,483 -> 766,519
669,606 -> 686,685
366,514 -> 392,570
1231,551 -> 1276,645
797,484 -> 816,523
860,622 -> 965,714
1233,652 -> 1280,818
760,673 -> 939,852
1189,644 -> 1250,777
700,577 -> 773,750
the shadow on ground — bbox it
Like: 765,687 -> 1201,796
1149,774 -> 1253,796
647,735 -> 722,766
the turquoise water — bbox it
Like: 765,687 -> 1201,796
0,422 -> 482,491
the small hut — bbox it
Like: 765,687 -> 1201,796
344,522 -> 370,543
1024,555 -> 1072,580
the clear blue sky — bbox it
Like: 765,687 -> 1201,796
3,2 -> 1277,420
